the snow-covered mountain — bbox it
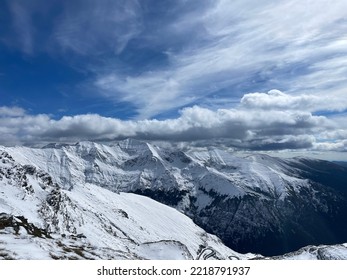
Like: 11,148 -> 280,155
0,149 -> 247,260
271,243 -> 347,260
1,140 -> 347,259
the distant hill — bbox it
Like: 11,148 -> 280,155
333,161 -> 347,168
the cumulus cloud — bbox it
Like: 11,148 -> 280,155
240,90 -> 347,112
0,106 -> 26,117
2,0 -> 347,156
319,129 -> 347,141
0,97 -> 342,152
314,140 -> 347,152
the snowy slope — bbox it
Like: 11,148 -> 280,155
4,141 -> 310,207
271,244 -> 347,260
0,149 -> 248,260
2,140 -> 347,257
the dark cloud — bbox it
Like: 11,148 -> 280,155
241,136 -> 315,151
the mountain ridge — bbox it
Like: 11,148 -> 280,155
2,140 -> 347,258
0,149 -> 244,260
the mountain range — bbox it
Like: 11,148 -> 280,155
1,139 -> 347,259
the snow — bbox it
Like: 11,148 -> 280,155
65,184 -> 237,259
273,244 -> 347,260
2,141 -> 346,260
1,146 -> 242,259
0,233 -> 52,259
5,141 -> 309,201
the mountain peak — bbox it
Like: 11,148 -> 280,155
42,142 -> 71,149
116,138 -> 148,151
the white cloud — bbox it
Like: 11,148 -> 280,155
5,1 -> 347,120
0,99 -> 340,153
4,0 -> 142,56
92,0 -> 347,118
7,1 -> 34,54
241,90 -> 347,112
95,73 -> 192,119
0,106 -> 26,117
52,0 -> 142,55
2,1 -> 347,156
314,140 -> 347,152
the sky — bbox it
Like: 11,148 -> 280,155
1,0 -> 347,159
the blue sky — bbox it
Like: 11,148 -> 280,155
1,0 -> 347,158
